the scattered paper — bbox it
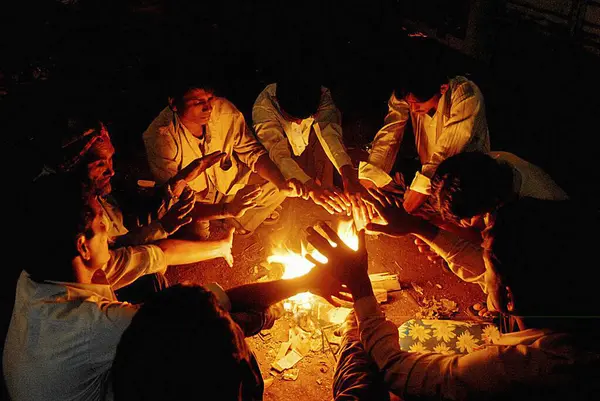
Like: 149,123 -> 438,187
283,368 -> 299,381
272,349 -> 303,372
276,341 -> 291,361
326,307 -> 352,325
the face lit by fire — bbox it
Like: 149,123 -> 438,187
405,92 -> 441,115
86,127 -> 115,197
173,88 -> 215,127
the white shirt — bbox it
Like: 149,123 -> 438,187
3,264 -> 231,401
2,245 -> 166,401
360,76 -> 490,194
253,83 -> 353,183
354,295 -> 600,401
143,98 -> 267,199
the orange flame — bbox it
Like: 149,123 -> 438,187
267,220 -> 358,306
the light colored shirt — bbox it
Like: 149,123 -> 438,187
253,83 -> 352,184
360,76 -> 490,194
3,262 -> 231,401
143,98 -> 267,200
354,295 -> 600,401
2,244 -> 166,401
427,151 -> 568,289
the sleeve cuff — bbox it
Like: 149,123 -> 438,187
248,150 -> 269,173
205,283 -> 232,312
358,161 -> 393,187
409,171 -> 432,195
354,295 -> 384,322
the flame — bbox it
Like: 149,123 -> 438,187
267,220 -> 358,306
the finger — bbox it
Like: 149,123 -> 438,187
241,202 -> 258,212
367,188 -> 387,207
313,194 -> 339,214
316,221 -> 343,247
304,253 -> 325,266
306,227 -> 336,256
394,172 -> 403,185
326,192 -> 348,212
365,223 -> 396,237
356,227 -> 366,250
323,295 -> 341,308
176,202 -> 195,217
322,192 -> 344,213
335,292 -> 354,302
335,191 -> 352,207
177,216 -> 193,227
242,187 -> 263,200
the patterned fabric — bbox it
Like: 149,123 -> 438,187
59,125 -> 111,172
397,319 -> 501,355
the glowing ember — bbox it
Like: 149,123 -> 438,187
267,220 -> 359,307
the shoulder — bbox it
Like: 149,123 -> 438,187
143,107 -> 176,141
212,97 -> 244,117
253,84 -> 277,110
449,76 -> 482,101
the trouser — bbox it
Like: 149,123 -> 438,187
294,129 -> 335,188
184,175 -> 287,239
333,313 -> 391,401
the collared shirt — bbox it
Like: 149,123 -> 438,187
253,83 -> 353,184
354,295 -> 600,401
3,261 -> 230,401
427,151 -> 568,291
360,76 -> 490,194
143,98 -> 267,200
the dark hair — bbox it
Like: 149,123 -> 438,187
431,152 -> 514,223
394,36 -> 448,101
484,199 -> 597,322
276,78 -> 322,120
24,173 -> 99,282
166,65 -> 216,103
112,284 -> 259,401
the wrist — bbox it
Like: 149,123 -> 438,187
348,273 -> 374,301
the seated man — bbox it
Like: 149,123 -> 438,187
48,115 -> 234,303
367,150 -> 568,318
2,174 -> 347,401
144,77 -> 306,237
253,76 -> 363,214
306,202 -> 600,401
359,36 -> 490,213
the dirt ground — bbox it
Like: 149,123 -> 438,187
166,197 -> 483,401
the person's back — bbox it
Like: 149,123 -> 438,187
3,174 -> 136,401
3,272 -> 131,401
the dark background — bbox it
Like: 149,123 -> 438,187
1,0 -> 599,397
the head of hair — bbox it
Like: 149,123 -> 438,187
166,64 -> 217,104
112,284 -> 260,401
483,199 -> 598,325
394,36 -> 448,101
431,152 -> 514,223
276,78 -> 322,120
24,173 -> 99,282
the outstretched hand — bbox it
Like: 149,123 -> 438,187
304,222 -> 373,300
178,152 -> 226,183
160,187 -> 195,234
363,193 -> 427,237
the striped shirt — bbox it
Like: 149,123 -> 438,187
360,76 -> 490,194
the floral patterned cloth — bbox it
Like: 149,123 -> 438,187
398,319 -> 501,355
